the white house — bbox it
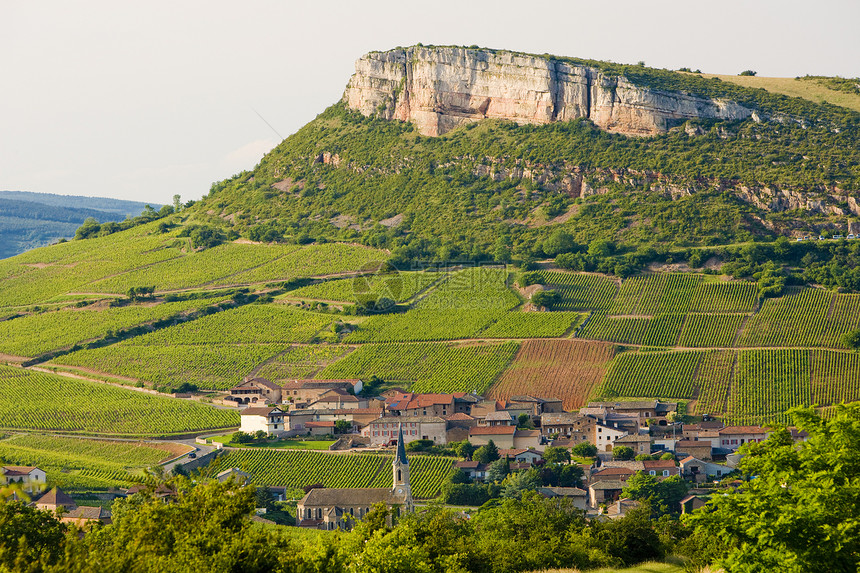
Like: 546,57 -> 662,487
2,466 -> 46,493
593,423 -> 627,452
240,406 -> 288,436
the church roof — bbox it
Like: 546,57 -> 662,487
395,424 -> 408,466
299,487 -> 407,507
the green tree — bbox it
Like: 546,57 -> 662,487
502,468 -> 542,499
613,445 -> 635,460
473,440 -> 500,464
486,458 -> 510,483
572,441 -> 598,458
543,229 -> 576,257
452,440 -> 476,460
173,194 -> 182,213
622,473 -> 687,516
530,290 -> 559,309
0,502 -> 67,570
685,404 -> 860,572
516,413 -> 534,429
841,327 -> 860,351
542,446 -> 571,464
334,419 -> 352,434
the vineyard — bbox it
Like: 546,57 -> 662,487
479,311 -> 584,338
599,350 -> 706,400
0,365 -> 239,435
130,304 -> 334,346
254,345 -> 354,381
417,268 -> 520,311
287,272 -> 442,303
0,434 -> 187,491
578,313 -> 685,346
0,298 -> 220,358
345,309 -> 505,343
677,314 -> 747,348
207,449 -> 455,498
537,272 -> 618,311
593,347 -> 860,424
489,339 -> 617,409
52,343 -> 289,390
736,288 -> 832,347
317,341 -> 519,394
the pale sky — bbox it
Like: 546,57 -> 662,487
2,0 -> 858,205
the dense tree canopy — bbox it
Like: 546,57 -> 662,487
685,404 -> 860,572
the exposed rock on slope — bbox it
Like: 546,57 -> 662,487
344,46 -> 753,136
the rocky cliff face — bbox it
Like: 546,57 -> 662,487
344,46 -> 753,136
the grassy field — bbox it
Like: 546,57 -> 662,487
700,73 -> 860,113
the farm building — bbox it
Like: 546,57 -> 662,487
240,406 -> 287,436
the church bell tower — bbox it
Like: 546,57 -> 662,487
392,424 -> 412,507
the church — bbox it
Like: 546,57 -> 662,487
296,425 -> 413,530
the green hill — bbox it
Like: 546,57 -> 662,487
2,46 -> 860,432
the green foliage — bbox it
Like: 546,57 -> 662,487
613,445 -> 635,460
622,473 -> 688,516
739,70 -> 757,76
542,446 -> 571,464
572,441 -> 598,457
840,327 -> 860,351
0,501 -> 67,570
530,290 -> 558,309
685,405 -> 860,572
472,441 -> 500,464
480,311 -> 584,338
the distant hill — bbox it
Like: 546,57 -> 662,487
0,191 -> 159,259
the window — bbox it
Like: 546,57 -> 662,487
663,470 -> 669,477
649,470 -> 656,476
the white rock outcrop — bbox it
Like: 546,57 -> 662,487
344,46 -> 753,137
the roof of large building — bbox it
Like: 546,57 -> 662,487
719,426 -> 767,435
470,426 -> 516,436
541,412 -> 586,424
499,448 -> 542,458
642,460 -> 679,470
537,486 -> 587,497
616,434 -> 651,443
444,413 -> 475,421
282,379 -> 361,390
240,406 -> 285,417
243,377 -> 281,390
2,466 -> 40,476
485,411 -> 514,422
515,429 -> 541,438
589,480 -> 628,490
63,506 -> 111,521
369,416 -> 446,425
36,487 -> 76,508
299,487 -> 407,507
676,440 -> 712,448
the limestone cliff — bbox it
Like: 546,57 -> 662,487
343,46 -> 753,137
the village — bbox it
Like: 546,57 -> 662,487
1,374 -> 801,532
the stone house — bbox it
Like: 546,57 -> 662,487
454,461 -> 488,481
679,456 -> 731,482
507,395 -> 564,415
674,439 -> 713,460
614,434 -> 651,456
35,487 -> 76,512
642,459 -> 680,478
593,423 -> 626,452
540,412 -> 595,442
226,377 -> 282,406
308,388 -> 368,410
240,406 -> 287,436
586,400 -> 677,426
281,379 -> 363,404
363,416 -> 447,446
588,480 -> 626,508
482,411 -> 514,427
498,448 -> 543,464
537,487 -> 587,510
718,426 -> 769,451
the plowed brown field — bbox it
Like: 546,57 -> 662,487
488,339 -> 617,409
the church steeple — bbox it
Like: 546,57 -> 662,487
392,424 -> 411,504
